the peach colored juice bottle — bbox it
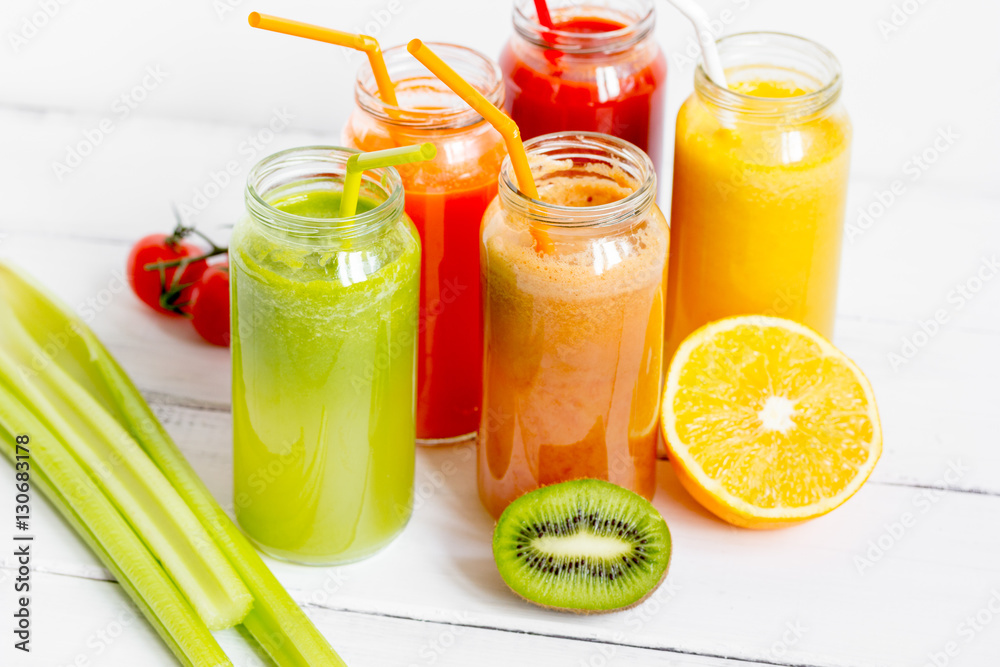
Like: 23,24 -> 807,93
479,132 -> 668,518
665,33 -> 852,362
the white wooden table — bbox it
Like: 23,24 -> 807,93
2,0 -> 999,665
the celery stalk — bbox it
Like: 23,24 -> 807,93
0,263 -> 347,666
0,386 -> 232,667
0,317 -> 252,631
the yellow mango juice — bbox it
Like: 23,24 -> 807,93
664,33 -> 852,361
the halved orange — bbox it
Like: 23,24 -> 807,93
661,316 -> 881,529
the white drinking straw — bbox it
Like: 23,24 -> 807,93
664,0 -> 729,88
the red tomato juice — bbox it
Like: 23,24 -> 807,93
405,180 -> 497,440
500,16 -> 667,166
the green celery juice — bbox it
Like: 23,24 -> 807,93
232,157 -> 420,565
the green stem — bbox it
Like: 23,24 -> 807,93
103,350 -> 347,666
0,391 -> 232,667
0,261 -> 347,667
0,308 -> 252,630
144,246 -> 228,273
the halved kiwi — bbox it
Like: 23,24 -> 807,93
492,479 -> 672,613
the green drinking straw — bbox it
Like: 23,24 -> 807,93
339,143 -> 437,218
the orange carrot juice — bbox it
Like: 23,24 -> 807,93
479,133 -> 668,518
664,33 -> 852,361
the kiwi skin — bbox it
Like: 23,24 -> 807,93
507,559 -> 672,616
492,479 -> 673,614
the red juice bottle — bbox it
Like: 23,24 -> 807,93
500,0 -> 667,169
343,44 -> 506,443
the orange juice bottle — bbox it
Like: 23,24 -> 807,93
479,132 -> 668,518
664,33 -> 852,362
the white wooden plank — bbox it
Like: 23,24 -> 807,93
838,183 -> 1000,333
2,106 -> 997,336
4,401 -> 1000,666
1,231 -> 997,493
2,1 -> 998,193
4,106 -> 1000,264
0,108 -> 329,244
266,452 -> 1000,667
2,2 -> 999,662
1,571 -> 776,667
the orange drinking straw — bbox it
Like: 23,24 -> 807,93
248,12 -> 398,107
406,39 -> 552,253
406,39 -> 538,201
533,0 -> 555,28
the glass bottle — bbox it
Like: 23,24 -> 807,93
665,32 -> 852,361
343,43 -> 506,443
231,146 -> 419,564
500,0 -> 667,168
479,132 -> 668,518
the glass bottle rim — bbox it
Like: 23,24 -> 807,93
355,42 -> 503,130
512,0 -> 656,54
245,146 -> 404,242
498,131 -> 656,229
695,31 -> 844,118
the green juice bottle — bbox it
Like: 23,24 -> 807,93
231,147 -> 420,564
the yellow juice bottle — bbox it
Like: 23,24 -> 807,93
665,33 -> 852,362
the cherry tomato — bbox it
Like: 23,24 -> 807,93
127,233 -> 208,316
190,263 -> 230,347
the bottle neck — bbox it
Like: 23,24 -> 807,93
499,132 -> 656,234
245,146 -> 403,248
512,0 -> 655,54
355,43 -> 503,131
695,32 -> 843,122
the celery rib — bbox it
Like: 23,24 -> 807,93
0,262 -> 347,666
102,331 -> 348,667
0,389 -> 232,667
0,323 -> 252,631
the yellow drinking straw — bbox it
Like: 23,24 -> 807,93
339,143 -> 437,218
248,12 -> 399,107
406,39 -> 552,252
